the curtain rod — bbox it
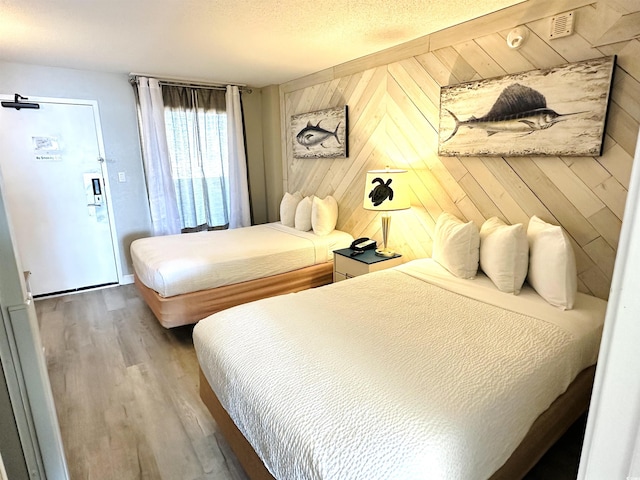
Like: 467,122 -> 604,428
129,73 -> 253,94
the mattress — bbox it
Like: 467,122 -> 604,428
131,222 -> 354,297
193,259 -> 607,480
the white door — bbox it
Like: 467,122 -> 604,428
0,96 -> 120,296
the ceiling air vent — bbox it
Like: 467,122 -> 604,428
549,11 -> 574,40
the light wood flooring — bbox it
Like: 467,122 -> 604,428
37,284 -> 586,480
36,284 -> 248,480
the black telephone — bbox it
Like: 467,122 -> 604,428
350,237 -> 377,255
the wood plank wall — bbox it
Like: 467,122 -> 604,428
279,0 -> 640,300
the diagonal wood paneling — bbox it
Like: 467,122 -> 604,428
280,0 -> 640,300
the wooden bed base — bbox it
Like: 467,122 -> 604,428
135,262 -> 334,328
199,365 -> 596,480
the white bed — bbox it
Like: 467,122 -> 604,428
193,258 -> 607,479
131,222 -> 354,327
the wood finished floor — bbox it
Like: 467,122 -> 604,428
37,284 -> 586,480
37,284 -> 248,480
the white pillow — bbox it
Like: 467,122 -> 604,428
479,217 -> 529,294
294,196 -> 314,231
280,192 -> 302,228
311,195 -> 338,236
432,212 -> 479,279
526,215 -> 577,310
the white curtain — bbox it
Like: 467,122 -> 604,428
225,85 -> 251,228
136,77 -> 182,236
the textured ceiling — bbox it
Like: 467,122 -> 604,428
0,0 -> 524,87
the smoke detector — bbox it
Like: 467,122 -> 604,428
506,27 -> 529,49
549,11 -> 574,39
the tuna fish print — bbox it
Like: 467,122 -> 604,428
291,106 -> 348,159
438,56 -> 615,157
296,120 -> 341,149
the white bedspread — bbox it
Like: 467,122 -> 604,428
193,259 -> 607,480
131,223 -> 354,297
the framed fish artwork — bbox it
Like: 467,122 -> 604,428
438,56 -> 616,157
291,106 -> 348,159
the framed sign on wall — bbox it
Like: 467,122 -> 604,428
438,56 -> 616,157
291,106 -> 348,159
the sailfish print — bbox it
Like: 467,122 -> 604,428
443,83 -> 586,143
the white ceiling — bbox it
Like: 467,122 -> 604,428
0,0 -> 524,88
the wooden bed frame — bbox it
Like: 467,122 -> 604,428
135,262 -> 334,328
199,365 -> 596,480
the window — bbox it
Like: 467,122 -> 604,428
134,77 -> 250,236
162,86 -> 229,230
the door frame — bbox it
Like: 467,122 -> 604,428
578,128 -> 640,478
1,94 -> 124,286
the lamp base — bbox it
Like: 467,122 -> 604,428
376,213 -> 396,257
375,248 -> 397,258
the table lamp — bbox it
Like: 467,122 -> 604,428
362,167 -> 410,257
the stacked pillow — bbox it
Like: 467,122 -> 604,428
294,195 -> 314,231
526,215 -> 577,310
479,217 -> 528,294
432,212 -> 578,310
280,191 -> 303,228
432,212 -> 480,279
279,192 -> 338,236
312,195 -> 338,236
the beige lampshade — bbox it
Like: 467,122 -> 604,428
362,169 -> 410,211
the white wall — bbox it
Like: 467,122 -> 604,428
0,61 -> 152,277
260,85 -> 283,222
242,89 -> 268,225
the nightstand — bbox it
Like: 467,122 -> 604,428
333,248 -> 403,282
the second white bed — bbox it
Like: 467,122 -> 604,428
131,222 -> 354,298
194,258 -> 607,479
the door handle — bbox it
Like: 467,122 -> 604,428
91,178 -> 102,206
